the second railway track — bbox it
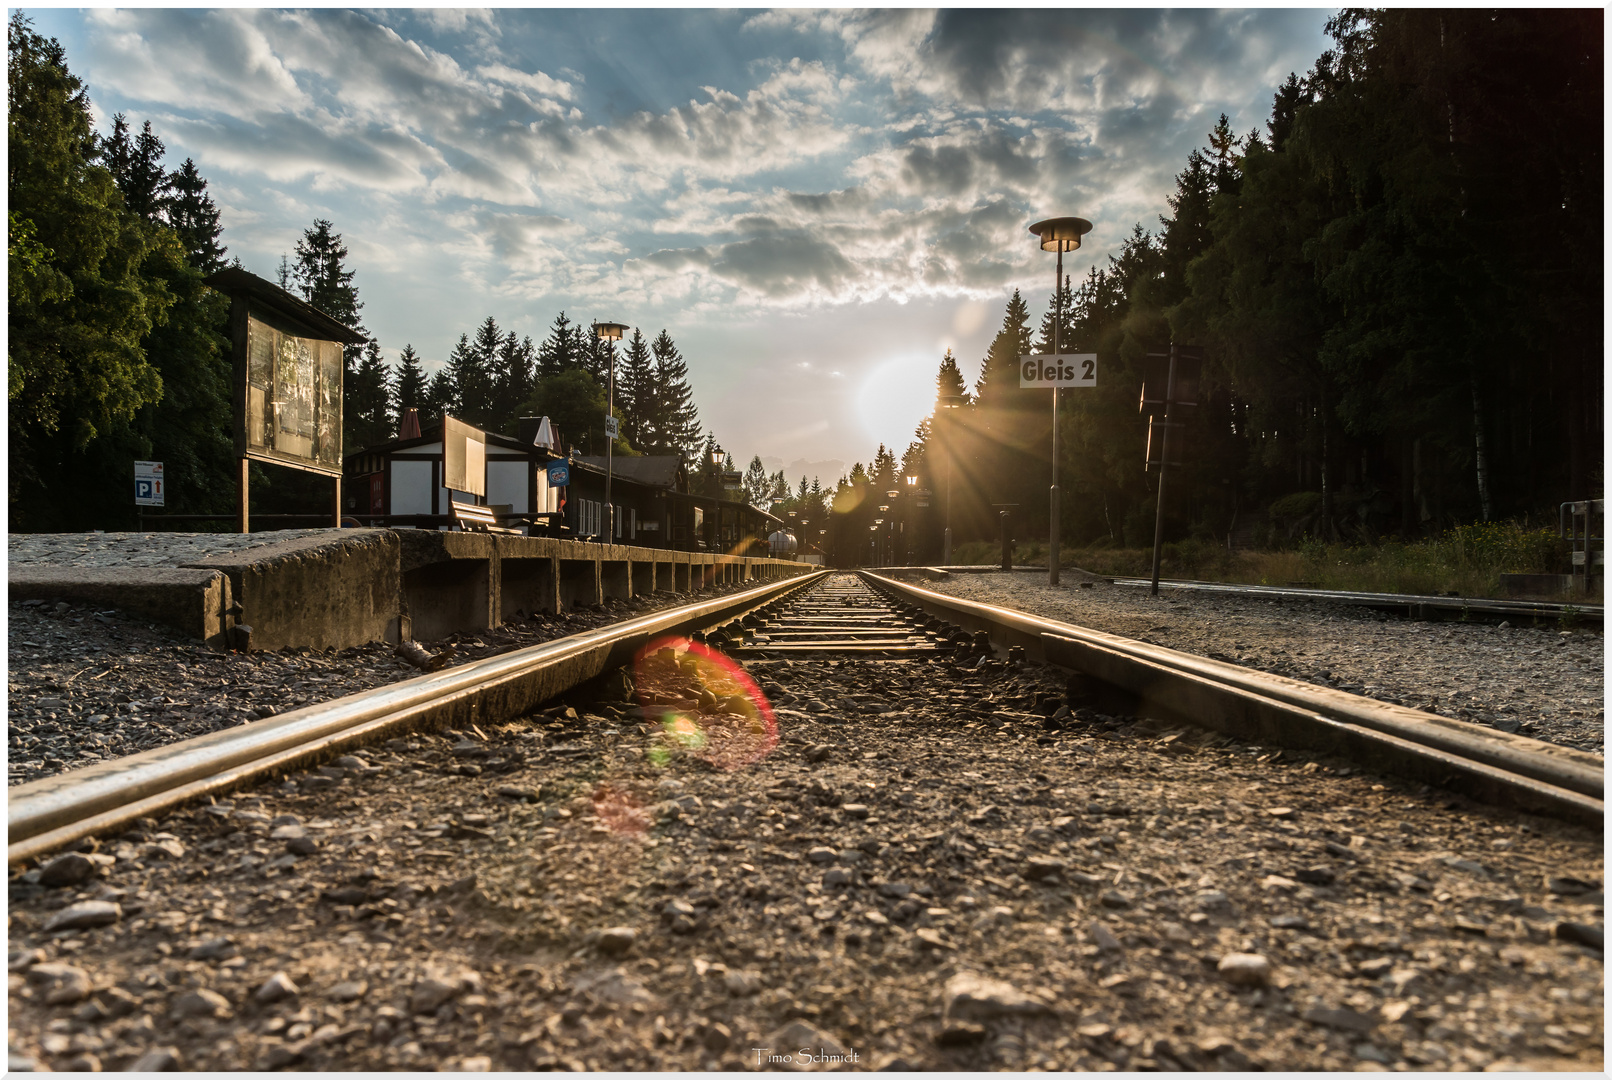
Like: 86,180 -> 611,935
7,571 -> 1604,1072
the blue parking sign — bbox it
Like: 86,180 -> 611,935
546,461 -> 569,487
134,460 -> 164,507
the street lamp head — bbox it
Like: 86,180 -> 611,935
939,393 -> 965,410
886,489 -> 899,499
711,444 -> 727,468
1028,217 -> 1093,252
593,321 -> 628,341
878,505 -> 889,513
905,475 -> 918,486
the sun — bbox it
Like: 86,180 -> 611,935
855,353 -> 936,452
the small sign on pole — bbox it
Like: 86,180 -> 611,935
604,415 -> 619,440
134,461 -> 165,507
1019,353 -> 1097,388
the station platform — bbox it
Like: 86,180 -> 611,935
7,529 -> 809,652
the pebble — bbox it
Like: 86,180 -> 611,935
878,882 -> 913,898
942,971 -> 1052,1021
254,972 -> 299,1004
1022,856 -> 1065,882
937,1021 -> 988,1047
128,1046 -> 183,1071
823,867 -> 854,887
596,927 -> 637,956
806,846 -> 838,864
1098,889 -> 1131,909
43,901 -> 121,933
1270,914 -> 1310,931
842,803 -> 869,819
1217,953 -> 1271,988
1089,922 -> 1123,952
186,938 -> 235,962
409,977 -> 460,1014
37,853 -> 96,888
171,988 -> 231,1019
724,970 -> 763,996
328,980 -> 367,1003
27,962 -> 92,1005
1302,1004 -> 1378,1032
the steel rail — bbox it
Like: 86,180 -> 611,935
1108,576 -> 1600,624
8,570 -> 829,866
861,571 -> 1603,828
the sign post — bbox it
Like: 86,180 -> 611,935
134,460 -> 164,532
1141,344 -> 1203,597
1020,352 -> 1097,582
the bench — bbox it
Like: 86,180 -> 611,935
450,500 -> 525,535
450,500 -> 571,538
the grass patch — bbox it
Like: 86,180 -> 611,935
949,521 -> 1594,602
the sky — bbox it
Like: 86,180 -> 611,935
27,6 -> 1336,486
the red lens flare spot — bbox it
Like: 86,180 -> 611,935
632,635 -> 778,770
591,783 -> 650,836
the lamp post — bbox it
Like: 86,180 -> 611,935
711,444 -> 727,549
1028,216 -> 1092,587
939,393 -> 964,565
594,321 -> 628,544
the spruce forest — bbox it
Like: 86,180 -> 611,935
826,10 -> 1602,564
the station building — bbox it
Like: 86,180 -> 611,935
343,413 -> 784,555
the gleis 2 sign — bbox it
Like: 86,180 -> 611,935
1019,353 -> 1097,389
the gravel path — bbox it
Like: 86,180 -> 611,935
919,573 -> 1605,755
7,580 -> 770,788
6,576 -> 1603,1072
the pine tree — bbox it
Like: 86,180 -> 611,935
536,311 -> 580,378
424,366 -> 456,423
292,219 -> 363,333
442,334 -> 478,422
743,454 -> 770,507
97,114 -> 170,222
164,158 -> 226,274
490,331 -> 534,436
972,290 -> 1032,406
394,344 -> 427,420
346,339 -> 393,450
649,329 -> 702,463
617,328 -> 654,451
457,316 -> 501,428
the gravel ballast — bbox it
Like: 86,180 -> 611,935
917,571 -> 1605,755
5,575 -> 1603,1072
7,580 -> 774,788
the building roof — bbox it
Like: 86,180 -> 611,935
343,419 -> 555,461
573,455 -> 683,489
203,267 -> 369,345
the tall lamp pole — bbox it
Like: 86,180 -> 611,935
1028,216 -> 1093,587
593,321 -> 628,543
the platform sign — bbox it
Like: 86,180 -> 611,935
546,461 -> 570,487
134,461 -> 165,507
1019,353 -> 1097,388
604,415 -> 619,440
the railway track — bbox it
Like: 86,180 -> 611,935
7,572 -> 1604,1072
1105,576 -> 1604,627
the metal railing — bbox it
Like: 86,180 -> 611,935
1559,499 -> 1603,593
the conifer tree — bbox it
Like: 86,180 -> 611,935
347,339 -> 393,450
490,331 -> 534,435
617,328 -> 654,451
536,311 -> 580,377
164,158 -> 226,274
743,454 -> 770,507
649,329 -> 701,463
442,334 -> 478,421
424,366 -> 456,423
393,344 -> 427,420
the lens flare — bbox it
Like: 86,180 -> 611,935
632,635 -> 778,771
591,783 -> 650,836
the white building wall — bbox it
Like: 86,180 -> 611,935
487,457 -> 527,513
390,460 -> 434,515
